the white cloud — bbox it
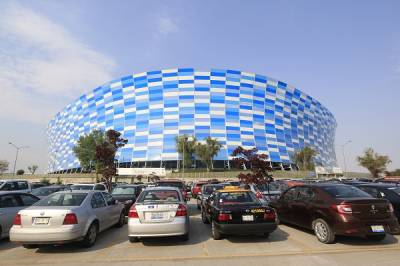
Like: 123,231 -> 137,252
154,16 -> 179,38
0,2 -> 116,124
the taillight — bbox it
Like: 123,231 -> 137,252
388,203 -> 394,213
264,209 -> 276,221
256,192 -> 263,199
63,213 -> 78,225
128,205 -> 139,218
176,204 -> 187,216
217,213 -> 232,222
332,204 -> 353,214
13,214 -> 21,225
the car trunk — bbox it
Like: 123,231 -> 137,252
221,203 -> 267,224
338,198 -> 392,219
20,206 -> 77,228
135,203 -> 180,223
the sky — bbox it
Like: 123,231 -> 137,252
0,0 -> 399,174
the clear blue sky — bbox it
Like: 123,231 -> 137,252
0,0 -> 399,173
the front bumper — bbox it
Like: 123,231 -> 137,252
215,222 -> 277,235
128,217 -> 189,237
10,225 -> 85,244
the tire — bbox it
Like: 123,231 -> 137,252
273,208 -> 280,225
197,205 -> 201,210
22,244 -> 39,249
181,232 -> 189,241
115,212 -> 125,228
81,223 -> 98,248
129,237 -> 139,243
313,218 -> 335,244
263,232 -> 270,238
211,221 -> 222,240
201,210 -> 210,224
367,234 -> 386,241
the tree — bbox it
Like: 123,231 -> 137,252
231,147 -> 273,185
175,135 -> 197,169
73,130 -> 105,179
357,148 -> 391,178
195,137 -> 222,171
96,129 -> 127,191
0,160 -> 9,175
293,146 -> 318,171
27,165 -> 38,175
389,169 -> 400,176
16,169 -> 24,175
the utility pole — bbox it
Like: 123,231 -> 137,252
338,140 -> 352,175
8,142 -> 29,175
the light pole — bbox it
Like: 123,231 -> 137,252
338,140 -> 351,175
8,142 -> 29,175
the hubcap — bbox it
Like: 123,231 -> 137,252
89,226 -> 96,243
315,222 -> 327,240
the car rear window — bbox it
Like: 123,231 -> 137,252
71,185 -> 94,190
35,193 -> 87,206
322,186 -> 372,199
219,191 -> 257,205
203,185 -> 224,195
155,182 -> 184,189
112,187 -> 136,195
257,182 -> 280,191
137,190 -> 180,203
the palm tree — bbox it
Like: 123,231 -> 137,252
175,135 -> 197,169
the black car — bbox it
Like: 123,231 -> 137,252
111,185 -> 143,215
354,183 -> 400,222
202,187 -> 278,240
31,185 -> 66,199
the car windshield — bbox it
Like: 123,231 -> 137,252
203,185 -> 224,195
32,187 -> 60,196
219,191 -> 258,205
257,183 -> 280,191
112,187 -> 136,195
137,190 -> 180,203
155,182 -> 184,189
35,193 -> 87,206
71,185 -> 94,190
0,182 -> 3,187
323,186 -> 372,198
388,187 -> 400,195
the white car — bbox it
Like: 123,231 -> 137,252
10,190 -> 125,248
128,187 -> 189,242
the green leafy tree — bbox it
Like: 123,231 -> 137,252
175,135 -> 197,169
293,147 -> 318,171
357,148 -> 391,178
27,165 -> 38,175
16,169 -> 24,175
195,137 -> 222,171
96,130 -> 127,191
73,130 -> 105,179
0,160 -> 9,175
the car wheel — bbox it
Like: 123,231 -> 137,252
81,223 -> 98,247
367,234 -> 386,241
201,210 -> 210,224
22,244 -> 39,249
115,212 -> 125,228
129,237 -> 139,243
263,232 -> 270,238
273,208 -> 280,225
313,218 -> 335,244
211,221 -> 222,240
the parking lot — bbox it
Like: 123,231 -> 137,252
0,200 -> 399,266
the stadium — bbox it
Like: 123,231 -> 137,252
47,68 -> 337,173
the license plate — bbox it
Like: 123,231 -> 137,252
242,215 -> 254,221
150,212 -> 164,220
34,217 -> 50,225
371,225 -> 385,233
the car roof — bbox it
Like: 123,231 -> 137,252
355,183 -> 400,188
114,184 -> 141,187
144,186 -> 180,191
0,191 -> 31,195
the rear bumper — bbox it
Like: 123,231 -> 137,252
10,225 -> 85,244
334,217 -> 400,236
128,217 -> 189,237
215,222 -> 277,235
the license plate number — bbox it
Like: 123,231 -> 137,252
150,212 -> 164,220
242,215 -> 254,221
371,225 -> 385,233
34,217 -> 50,225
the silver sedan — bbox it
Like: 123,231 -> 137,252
128,187 -> 189,242
10,190 -> 125,248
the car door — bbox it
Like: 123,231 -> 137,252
0,194 -> 23,237
90,192 -> 109,231
276,187 -> 298,223
291,187 -> 315,229
102,192 -> 120,225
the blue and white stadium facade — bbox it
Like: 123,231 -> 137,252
47,68 -> 337,173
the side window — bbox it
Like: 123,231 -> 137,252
297,187 -> 315,201
102,192 -> 114,205
19,194 -> 39,206
0,195 -> 20,208
95,184 -> 106,191
1,182 -> 17,191
17,182 -> 29,190
91,193 -> 106,209
282,187 -> 298,201
358,187 -> 379,198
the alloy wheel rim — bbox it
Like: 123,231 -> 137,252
89,226 -> 96,243
315,222 -> 327,240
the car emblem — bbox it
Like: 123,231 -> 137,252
370,205 -> 378,214
245,209 -> 250,213
40,212 -> 45,216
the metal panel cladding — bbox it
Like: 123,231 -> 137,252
47,68 -> 337,172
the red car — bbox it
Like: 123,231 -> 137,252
191,181 -> 209,199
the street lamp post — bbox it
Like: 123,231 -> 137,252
8,142 -> 29,176
339,140 -> 352,175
